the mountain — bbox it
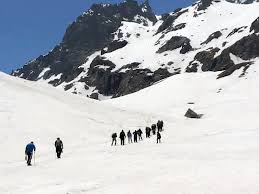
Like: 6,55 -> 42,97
12,0 -> 259,100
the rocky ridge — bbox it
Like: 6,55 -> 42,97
12,0 -> 259,100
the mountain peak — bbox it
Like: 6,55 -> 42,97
12,0 -> 259,100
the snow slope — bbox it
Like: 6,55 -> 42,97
0,72 -> 152,193
102,0 -> 259,72
1,63 -> 259,194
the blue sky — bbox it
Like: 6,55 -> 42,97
0,0 -> 194,73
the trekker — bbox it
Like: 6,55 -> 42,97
133,130 -> 138,143
55,137 -> 63,159
138,129 -> 143,140
157,131 -> 161,143
111,133 -> 117,146
157,120 -> 164,132
151,124 -> 156,135
127,130 -> 133,144
145,127 -> 149,138
25,141 -> 36,166
120,130 -> 126,145
145,127 -> 151,138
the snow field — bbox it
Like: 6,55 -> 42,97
1,62 -> 259,193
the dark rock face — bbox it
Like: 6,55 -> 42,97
201,31 -> 222,45
12,0 -> 163,99
79,57 -> 172,98
217,62 -> 252,78
157,36 -> 192,54
170,23 -> 186,31
227,26 -> 247,38
186,63 -> 199,73
227,34 -> 259,60
185,109 -> 203,119
186,48 -> 219,72
202,34 -> 259,76
250,17 -> 259,33
197,0 -> 213,11
12,0 -> 259,100
90,93 -> 99,100
190,48 -> 219,71
101,40 -> 128,55
139,0 -> 158,24
186,33 -> 259,77
161,13 -> 170,21
12,0 -> 157,82
156,9 -> 188,34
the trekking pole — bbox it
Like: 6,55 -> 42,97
34,151 -> 36,166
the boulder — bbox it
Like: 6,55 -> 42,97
185,109 -> 203,119
90,93 -> 99,100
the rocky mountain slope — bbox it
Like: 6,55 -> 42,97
12,0 -> 259,100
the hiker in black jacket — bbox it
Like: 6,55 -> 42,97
119,130 -> 126,145
133,130 -> 138,143
146,127 -> 151,138
157,120 -> 164,132
151,124 -> 156,135
138,129 -> 143,140
111,133 -> 117,146
55,138 -> 63,159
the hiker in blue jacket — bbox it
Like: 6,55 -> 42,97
25,141 -> 36,166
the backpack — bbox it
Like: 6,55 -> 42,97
55,140 -> 63,147
112,133 -> 117,138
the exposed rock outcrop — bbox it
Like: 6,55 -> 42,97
250,17 -> 259,33
197,0 -> 213,11
156,9 -> 188,34
157,36 -> 192,54
74,56 -> 172,99
202,34 -> 259,76
101,40 -> 128,55
201,31 -> 222,45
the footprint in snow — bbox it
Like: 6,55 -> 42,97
66,182 -> 100,194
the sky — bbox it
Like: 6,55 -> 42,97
0,0 -> 195,73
